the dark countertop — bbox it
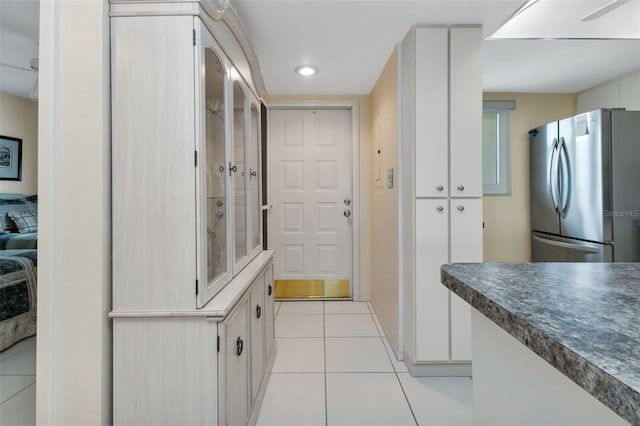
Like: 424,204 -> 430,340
441,262 -> 640,426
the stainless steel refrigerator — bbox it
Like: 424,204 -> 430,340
529,109 -> 640,262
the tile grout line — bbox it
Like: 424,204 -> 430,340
369,302 -> 419,425
393,368 -> 420,426
0,380 -> 36,407
323,301 -> 329,426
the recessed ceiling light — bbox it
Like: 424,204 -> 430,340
295,66 -> 318,76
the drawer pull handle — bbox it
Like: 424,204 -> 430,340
436,185 -> 444,191
257,305 -> 262,319
458,205 -> 465,212
268,284 -> 273,296
436,206 -> 444,212
457,185 -> 464,191
236,337 -> 244,356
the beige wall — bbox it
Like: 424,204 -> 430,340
482,93 -> 576,262
264,94 -> 372,300
369,48 -> 399,349
0,91 -> 38,195
38,1 -> 112,424
577,69 -> 640,113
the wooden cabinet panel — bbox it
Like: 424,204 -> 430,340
264,263 -> 275,359
112,15 -> 197,311
414,27 -> 449,198
450,27 -> 483,198
249,275 -> 265,403
415,199 -> 450,361
225,300 -> 250,426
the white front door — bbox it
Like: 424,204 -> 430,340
268,108 -> 353,286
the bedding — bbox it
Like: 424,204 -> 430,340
0,232 -> 38,250
0,249 -> 37,352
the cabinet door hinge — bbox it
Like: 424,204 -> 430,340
195,279 -> 199,295
193,29 -> 196,46
194,150 -> 198,167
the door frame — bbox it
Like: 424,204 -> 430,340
267,101 -> 360,301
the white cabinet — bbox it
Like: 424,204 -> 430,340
401,26 -> 483,373
264,263 -> 275,360
249,275 -> 265,403
413,199 -> 481,364
450,28 -> 483,198
414,28 -> 449,198
113,255 -> 275,426
410,27 -> 482,199
223,299 -> 250,426
112,2 -> 264,311
450,199 -> 483,361
415,200 -> 449,360
110,1 -> 274,424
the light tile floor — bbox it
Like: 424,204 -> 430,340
258,301 -> 473,426
0,303 -> 472,426
0,337 -> 36,426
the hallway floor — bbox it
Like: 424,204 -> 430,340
256,301 -> 472,426
0,337 -> 36,426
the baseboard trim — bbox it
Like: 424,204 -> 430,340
404,355 -> 472,377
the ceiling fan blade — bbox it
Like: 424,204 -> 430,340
581,0 -> 631,22
0,62 -> 33,73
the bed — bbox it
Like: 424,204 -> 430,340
0,249 -> 37,352
0,194 -> 38,352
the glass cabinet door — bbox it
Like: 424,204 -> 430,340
198,41 -> 231,305
249,103 -> 262,254
232,82 -> 248,270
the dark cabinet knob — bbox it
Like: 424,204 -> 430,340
268,284 -> 273,296
256,305 -> 262,319
236,337 -> 244,356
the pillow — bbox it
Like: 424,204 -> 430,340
0,198 -> 31,232
6,211 -> 38,234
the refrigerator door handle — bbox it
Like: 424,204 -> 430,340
532,235 -> 600,253
558,137 -> 571,218
549,138 -> 560,213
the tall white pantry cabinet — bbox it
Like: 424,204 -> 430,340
401,26 -> 483,375
109,1 -> 275,425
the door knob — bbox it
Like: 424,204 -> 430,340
344,210 -> 351,218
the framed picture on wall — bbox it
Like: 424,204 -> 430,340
0,136 -> 23,181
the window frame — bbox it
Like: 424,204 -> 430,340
482,100 -> 515,196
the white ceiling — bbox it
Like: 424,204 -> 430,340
0,0 -> 639,99
233,0 -> 640,95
